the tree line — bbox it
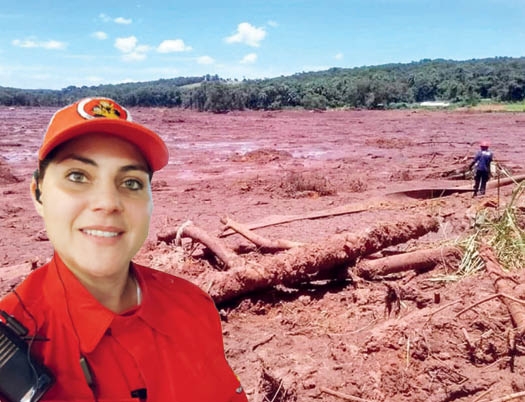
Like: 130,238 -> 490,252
1,57 -> 525,111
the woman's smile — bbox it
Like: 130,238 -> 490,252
81,229 -> 121,238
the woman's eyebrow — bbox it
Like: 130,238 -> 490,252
120,164 -> 150,174
57,154 -> 96,166
58,154 -> 149,174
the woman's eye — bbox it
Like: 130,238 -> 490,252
67,172 -> 86,182
123,179 -> 143,191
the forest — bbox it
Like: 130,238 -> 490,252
1,57 -> 525,112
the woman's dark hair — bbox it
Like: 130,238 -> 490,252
33,148 -> 58,204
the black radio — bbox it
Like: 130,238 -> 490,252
0,310 -> 54,402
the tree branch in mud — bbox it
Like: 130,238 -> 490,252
479,244 -> 525,338
220,216 -> 304,251
158,222 -> 244,270
202,214 -> 439,304
456,293 -> 525,318
355,246 -> 462,279
320,387 -> 372,402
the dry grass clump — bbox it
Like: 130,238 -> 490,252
389,169 -> 413,182
454,182 -> 525,279
230,148 -> 293,163
280,172 -> 337,198
488,184 -> 525,270
347,178 -> 367,192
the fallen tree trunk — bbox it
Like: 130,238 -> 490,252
484,173 -> 525,190
480,244 -> 525,338
203,214 -> 439,304
355,246 -> 462,279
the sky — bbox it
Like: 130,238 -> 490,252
1,0 -> 524,90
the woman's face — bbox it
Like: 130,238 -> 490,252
33,134 -> 153,282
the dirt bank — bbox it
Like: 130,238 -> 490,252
1,107 -> 524,401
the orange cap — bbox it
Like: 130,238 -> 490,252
38,97 -> 169,172
480,140 -> 490,148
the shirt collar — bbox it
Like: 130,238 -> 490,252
48,254 -> 130,353
47,254 -> 175,353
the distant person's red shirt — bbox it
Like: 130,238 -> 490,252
0,253 -> 248,402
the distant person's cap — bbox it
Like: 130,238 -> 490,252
38,97 -> 169,172
480,140 -> 490,148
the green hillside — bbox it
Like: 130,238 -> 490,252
1,57 -> 524,111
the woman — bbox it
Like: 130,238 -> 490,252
0,98 -> 248,402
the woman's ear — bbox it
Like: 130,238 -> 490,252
30,176 -> 44,216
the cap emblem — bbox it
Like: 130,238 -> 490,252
77,98 -> 132,121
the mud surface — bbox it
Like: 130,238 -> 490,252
1,107 -> 525,401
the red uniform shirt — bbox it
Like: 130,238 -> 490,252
0,254 -> 248,402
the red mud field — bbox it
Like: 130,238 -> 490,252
1,107 -> 525,401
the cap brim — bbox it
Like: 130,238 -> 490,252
38,119 -> 169,172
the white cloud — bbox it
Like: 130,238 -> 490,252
42,40 -> 66,50
115,36 -> 138,53
12,39 -> 67,50
114,17 -> 132,25
12,39 -> 37,48
240,53 -> 257,64
99,13 -> 132,24
335,52 -> 344,60
92,31 -> 108,40
114,36 -> 149,61
267,20 -> 278,28
225,22 -> 266,47
197,55 -> 215,65
157,39 -> 192,53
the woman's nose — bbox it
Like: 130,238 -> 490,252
91,183 -> 123,213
